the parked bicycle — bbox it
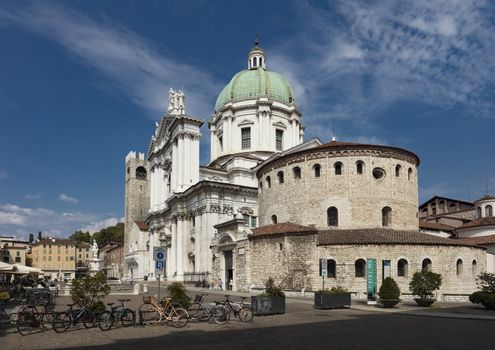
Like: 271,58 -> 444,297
187,294 -> 230,325
98,299 -> 135,331
138,295 -> 189,328
52,303 -> 98,333
220,295 -> 253,322
16,299 -> 56,335
0,298 -> 24,331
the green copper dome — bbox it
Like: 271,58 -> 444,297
214,67 -> 296,112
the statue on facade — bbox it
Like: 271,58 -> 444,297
167,88 -> 185,115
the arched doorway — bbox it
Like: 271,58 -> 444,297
218,235 -> 236,291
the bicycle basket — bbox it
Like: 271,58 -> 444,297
142,295 -> 156,303
194,294 -> 202,303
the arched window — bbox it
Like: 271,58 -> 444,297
277,171 -> 284,184
472,260 -> 478,275
259,181 -> 263,190
477,207 -> 482,218
266,176 -> 271,188
382,207 -> 392,227
293,167 -> 301,179
408,168 -> 413,180
397,259 -> 408,277
355,259 -> 366,278
271,215 -> 278,224
456,259 -> 463,277
327,207 -> 338,227
313,164 -> 321,178
486,205 -> 493,217
356,161 -> 364,174
334,162 -> 343,175
395,164 -> 401,177
127,167 -> 130,174
422,258 -> 432,272
319,259 -> 337,278
328,259 -> 336,278
136,166 -> 147,180
253,57 -> 258,67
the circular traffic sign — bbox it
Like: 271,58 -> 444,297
156,252 -> 164,260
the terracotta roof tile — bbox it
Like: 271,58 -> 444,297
317,228 -> 482,248
135,221 -> 149,231
456,216 -> 495,230
251,222 -> 317,238
33,238 -> 76,246
456,234 -> 495,246
475,194 -> 495,202
419,221 -> 455,232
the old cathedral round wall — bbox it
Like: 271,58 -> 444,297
257,144 -> 419,230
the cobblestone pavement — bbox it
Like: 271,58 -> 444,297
1,289 -> 495,350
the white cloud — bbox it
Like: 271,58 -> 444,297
0,203 -> 122,239
269,0 -> 495,128
25,193 -> 42,200
0,3 -> 221,118
58,193 -> 79,204
0,171 -> 8,179
80,217 -> 124,234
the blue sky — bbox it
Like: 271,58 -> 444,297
0,0 -> 494,239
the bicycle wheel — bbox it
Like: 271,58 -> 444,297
98,311 -> 113,331
120,309 -> 135,327
170,308 -> 189,328
187,302 -> 205,321
83,310 -> 98,329
41,310 -> 55,330
53,311 -> 71,333
17,306 -> 41,336
238,306 -> 254,322
138,303 -> 161,326
213,304 -> 230,325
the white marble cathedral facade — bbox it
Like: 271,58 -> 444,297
124,41 -> 305,283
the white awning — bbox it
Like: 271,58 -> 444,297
0,261 -> 15,272
13,264 -> 43,275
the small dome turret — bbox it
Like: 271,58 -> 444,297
248,34 -> 266,70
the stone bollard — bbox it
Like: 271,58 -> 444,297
142,284 -> 148,294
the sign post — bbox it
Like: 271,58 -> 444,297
153,247 -> 166,300
367,258 -> 377,305
320,258 -> 327,291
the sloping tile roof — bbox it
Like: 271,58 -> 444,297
419,221 -> 455,232
456,217 -> 495,230
33,238 -> 76,246
317,228 -> 482,248
251,222 -> 317,238
456,234 -> 495,246
475,194 -> 495,202
135,221 -> 149,231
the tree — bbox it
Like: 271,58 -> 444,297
69,231 -> 91,243
37,231 -> 42,241
70,271 -> 111,306
28,234 -> 34,244
92,223 -> 124,247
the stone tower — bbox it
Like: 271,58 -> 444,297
124,151 -> 150,261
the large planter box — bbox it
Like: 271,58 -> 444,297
314,292 -> 351,309
251,295 -> 285,315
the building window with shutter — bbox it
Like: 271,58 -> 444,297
276,129 -> 283,151
241,128 -> 251,149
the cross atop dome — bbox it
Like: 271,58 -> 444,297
248,34 -> 266,70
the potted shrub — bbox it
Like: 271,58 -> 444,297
469,272 -> 495,310
314,286 -> 351,309
409,271 -> 442,306
167,282 -> 191,308
251,277 -> 285,315
378,277 -> 401,308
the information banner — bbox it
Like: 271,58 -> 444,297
367,258 -> 377,304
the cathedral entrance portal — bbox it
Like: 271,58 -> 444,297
224,251 -> 233,291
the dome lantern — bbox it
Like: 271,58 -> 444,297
248,34 -> 266,70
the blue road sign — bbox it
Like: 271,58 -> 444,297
156,261 -> 164,270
